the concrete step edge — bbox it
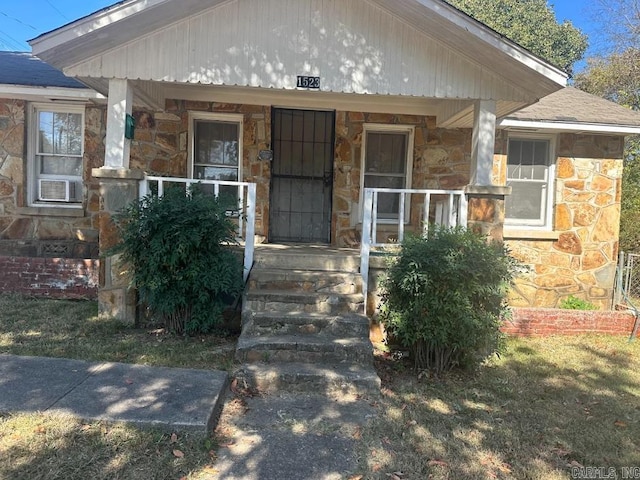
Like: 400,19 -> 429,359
245,290 -> 364,302
235,362 -> 381,393
236,334 -> 373,350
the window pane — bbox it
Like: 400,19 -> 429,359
506,181 -> 545,221
195,121 -> 239,166
509,140 -> 521,164
506,138 -> 551,224
533,142 -> 547,165
194,166 -> 238,181
508,140 -> 549,170
507,164 -> 520,178
40,156 -> 82,176
364,175 -> 404,217
531,164 -> 547,180
365,132 -> 406,175
38,111 -> 82,155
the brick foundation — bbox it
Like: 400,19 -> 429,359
502,308 -> 636,336
0,256 -> 99,299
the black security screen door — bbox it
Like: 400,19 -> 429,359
269,109 -> 335,243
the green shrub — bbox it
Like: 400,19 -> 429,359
559,295 -> 597,310
109,187 -> 244,334
379,225 -> 519,373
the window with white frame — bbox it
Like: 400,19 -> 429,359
29,104 -> 84,205
189,113 -> 242,201
505,137 -> 555,228
360,124 -> 414,221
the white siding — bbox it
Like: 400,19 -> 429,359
67,0 -> 528,102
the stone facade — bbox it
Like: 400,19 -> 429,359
128,105 -> 473,247
499,133 -> 624,309
0,98 -> 102,259
333,111 -> 471,246
130,101 -> 272,239
0,95 -> 627,311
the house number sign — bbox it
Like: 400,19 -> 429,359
297,75 -> 320,89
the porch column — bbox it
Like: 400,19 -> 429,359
470,100 -> 496,186
93,78 -> 142,323
105,78 -> 133,169
466,100 -> 510,241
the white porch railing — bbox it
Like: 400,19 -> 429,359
360,187 -> 468,315
139,175 -> 257,283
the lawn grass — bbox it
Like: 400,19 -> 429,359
1,295 -> 639,479
359,335 -> 640,479
0,294 -> 238,480
0,412 -> 218,480
0,294 -> 237,371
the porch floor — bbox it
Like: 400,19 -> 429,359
254,243 -> 359,255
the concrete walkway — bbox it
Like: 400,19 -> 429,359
213,391 -> 377,480
0,354 -> 378,479
0,354 -> 228,431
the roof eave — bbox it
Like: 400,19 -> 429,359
499,118 -> 640,135
0,84 -> 105,101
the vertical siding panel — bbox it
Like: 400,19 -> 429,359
249,0 -> 262,87
176,18 -> 189,83
371,1 -> 382,94
213,4 -> 225,84
357,0 -> 370,93
188,14 -> 201,83
448,51 -> 458,98
429,41 -> 439,97
322,0 -> 334,92
65,0 -> 531,101
209,6 -> 218,84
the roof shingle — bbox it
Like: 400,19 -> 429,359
0,51 -> 85,89
506,87 -> 640,127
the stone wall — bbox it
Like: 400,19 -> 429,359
500,133 -> 624,309
2,96 -> 626,311
130,101 -> 272,238
333,112 -> 471,246
130,105 -> 472,247
0,98 -> 102,259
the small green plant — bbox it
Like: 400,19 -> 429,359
380,225 -> 519,373
559,295 -> 597,310
109,186 -> 244,334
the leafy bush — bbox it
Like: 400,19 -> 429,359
559,295 -> 597,310
109,187 -> 244,334
380,225 -> 519,373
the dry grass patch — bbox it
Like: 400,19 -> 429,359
0,294 -> 240,479
0,294 -> 237,371
0,412 -> 222,480
359,335 -> 640,480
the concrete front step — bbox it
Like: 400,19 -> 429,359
253,251 -> 360,272
245,290 -> 364,315
235,335 -> 373,364
242,312 -> 370,337
235,362 -> 381,395
248,269 -> 362,294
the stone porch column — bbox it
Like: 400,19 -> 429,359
465,185 -> 511,242
93,79 -> 142,322
466,100 -> 510,241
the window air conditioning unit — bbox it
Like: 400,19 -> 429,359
39,179 -> 75,202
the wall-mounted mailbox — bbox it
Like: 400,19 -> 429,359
125,114 -> 136,139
